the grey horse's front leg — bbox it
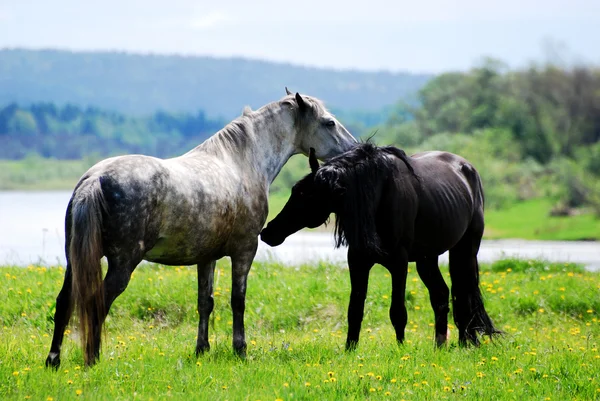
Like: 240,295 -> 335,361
230,243 -> 258,357
196,260 -> 216,355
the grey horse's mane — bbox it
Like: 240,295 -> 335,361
198,94 -> 326,157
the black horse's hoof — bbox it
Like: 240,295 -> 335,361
345,341 -> 359,352
233,344 -> 247,359
45,354 -> 60,369
195,344 -> 210,356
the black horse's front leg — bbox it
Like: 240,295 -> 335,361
345,248 -> 374,351
386,249 -> 409,345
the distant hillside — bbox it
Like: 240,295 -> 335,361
0,49 -> 432,118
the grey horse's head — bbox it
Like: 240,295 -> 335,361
283,87 -> 357,160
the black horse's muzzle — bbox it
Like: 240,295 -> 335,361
260,228 -> 285,247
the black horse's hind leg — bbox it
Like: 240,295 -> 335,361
87,257 -> 138,364
386,249 -> 409,345
416,256 -> 450,347
230,244 -> 258,357
449,212 -> 498,346
45,263 -> 74,369
345,249 -> 374,351
196,260 -> 216,355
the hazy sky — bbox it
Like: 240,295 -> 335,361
1,0 -> 598,73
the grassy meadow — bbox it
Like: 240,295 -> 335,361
1,259 -> 599,400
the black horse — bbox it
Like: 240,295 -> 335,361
261,143 -> 500,349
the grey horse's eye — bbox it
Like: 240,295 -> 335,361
325,120 -> 335,128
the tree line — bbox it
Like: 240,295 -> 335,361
0,103 -> 226,159
376,59 -> 600,213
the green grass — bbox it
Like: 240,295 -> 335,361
484,198 -> 600,240
1,260 -> 599,400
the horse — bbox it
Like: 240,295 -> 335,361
45,89 -> 357,368
260,143 -> 500,350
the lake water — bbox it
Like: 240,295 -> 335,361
1,191 -> 599,270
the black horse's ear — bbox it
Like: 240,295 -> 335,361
285,87 -> 292,95
309,147 -> 320,173
295,92 -> 307,112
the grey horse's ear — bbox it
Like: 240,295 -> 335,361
285,87 -> 292,95
295,92 -> 307,112
309,147 -> 320,173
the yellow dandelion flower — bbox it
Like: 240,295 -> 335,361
385,391 -> 391,396
390,378 -> 397,383
369,388 -> 376,392
330,377 -> 337,383
222,385 -> 227,390
476,372 -> 485,378
443,386 -> 451,392
283,383 -> 289,387
12,371 -> 19,376
305,382 -> 311,387
67,380 -> 73,385
75,389 -> 82,396
376,375 -> 382,380
530,368 -> 537,372
367,372 -> 374,377
250,340 -> 256,346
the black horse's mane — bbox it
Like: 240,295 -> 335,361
316,142 -> 417,256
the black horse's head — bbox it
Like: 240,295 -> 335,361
261,148 -> 332,246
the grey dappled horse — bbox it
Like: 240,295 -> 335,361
45,90 -> 356,367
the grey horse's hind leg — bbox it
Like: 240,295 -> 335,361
45,263 -> 74,369
196,260 -> 216,355
88,256 -> 139,364
416,256 -> 450,346
230,243 -> 258,357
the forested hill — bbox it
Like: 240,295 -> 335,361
0,49 -> 432,118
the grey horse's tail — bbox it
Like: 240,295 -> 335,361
69,178 -> 107,366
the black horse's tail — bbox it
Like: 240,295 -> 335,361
69,178 -> 107,365
449,243 -> 502,345
449,163 -> 500,344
